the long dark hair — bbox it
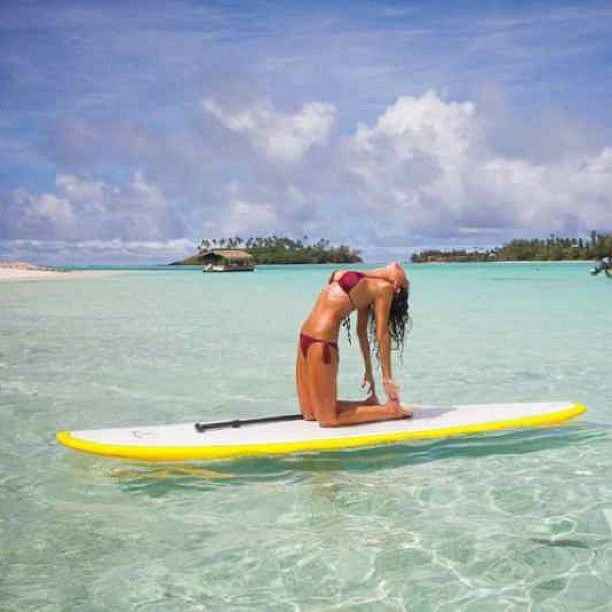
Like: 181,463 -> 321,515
342,287 -> 411,360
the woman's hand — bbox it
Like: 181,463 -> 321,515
361,370 -> 376,396
382,377 -> 400,403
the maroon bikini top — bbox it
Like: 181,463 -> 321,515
330,270 -> 365,294
328,270 -> 391,303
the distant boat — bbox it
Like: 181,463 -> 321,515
200,249 -> 255,272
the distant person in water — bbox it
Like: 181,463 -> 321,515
590,255 -> 612,277
296,262 -> 412,427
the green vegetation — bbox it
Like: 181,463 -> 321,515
173,235 -> 362,265
411,232 -> 612,263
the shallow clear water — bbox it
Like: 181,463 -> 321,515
1,263 -> 611,610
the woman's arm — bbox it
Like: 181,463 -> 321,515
373,288 -> 400,403
357,308 -> 375,393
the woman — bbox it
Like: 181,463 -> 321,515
296,262 -> 412,427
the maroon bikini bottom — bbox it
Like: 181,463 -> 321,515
299,333 -> 338,364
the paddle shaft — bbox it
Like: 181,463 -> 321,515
195,413 -> 303,432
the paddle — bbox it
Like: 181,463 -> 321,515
195,413 -> 303,432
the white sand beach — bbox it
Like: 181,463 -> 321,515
0,261 -> 99,282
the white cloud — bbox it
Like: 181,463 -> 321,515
29,192 -> 75,228
2,91 -> 611,262
1,170 -> 177,241
221,198 -> 278,234
353,90 -> 478,161
0,238 -> 195,265
343,90 -> 612,236
56,173 -> 105,204
202,98 -> 336,163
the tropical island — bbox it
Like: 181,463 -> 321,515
171,235 -> 362,265
411,232 -> 612,263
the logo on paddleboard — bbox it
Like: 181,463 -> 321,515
130,429 -> 157,438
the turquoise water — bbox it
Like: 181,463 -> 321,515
1,263 -> 611,610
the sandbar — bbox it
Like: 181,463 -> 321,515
0,261 -> 105,282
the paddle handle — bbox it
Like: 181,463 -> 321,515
195,413 -> 303,432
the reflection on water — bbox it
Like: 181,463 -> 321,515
530,538 -> 594,549
108,424 -> 605,493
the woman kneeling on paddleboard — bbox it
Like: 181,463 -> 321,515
297,262 -> 412,427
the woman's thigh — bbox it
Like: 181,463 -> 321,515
305,344 -> 338,425
296,344 -> 315,419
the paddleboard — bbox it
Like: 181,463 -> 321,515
56,401 -> 586,462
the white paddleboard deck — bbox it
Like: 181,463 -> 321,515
57,401 -> 586,462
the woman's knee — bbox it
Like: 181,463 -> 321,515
313,394 -> 337,426
317,416 -> 338,427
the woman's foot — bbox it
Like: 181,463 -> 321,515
386,400 -> 413,419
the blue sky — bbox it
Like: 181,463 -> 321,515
1,0 -> 611,263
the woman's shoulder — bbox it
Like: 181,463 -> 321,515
364,271 -> 392,286
370,279 -> 395,308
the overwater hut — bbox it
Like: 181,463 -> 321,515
200,249 -> 255,272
